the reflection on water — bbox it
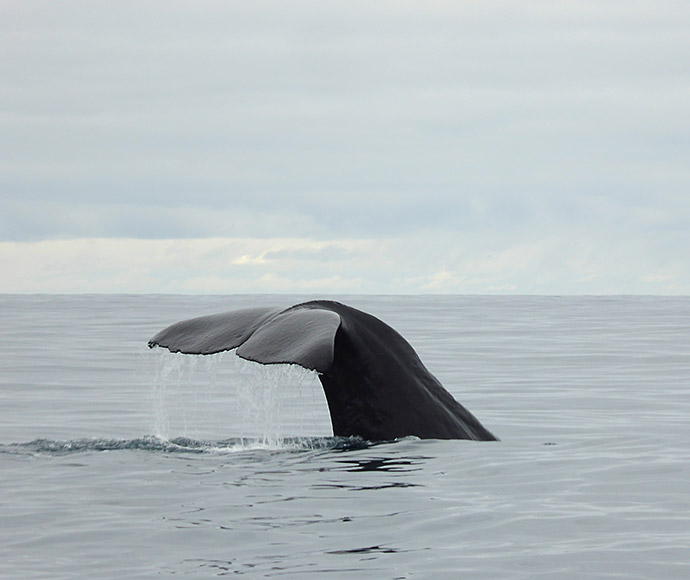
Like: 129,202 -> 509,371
328,545 -> 401,555
335,456 -> 427,473
313,481 -> 420,491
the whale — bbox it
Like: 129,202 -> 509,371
148,300 -> 497,441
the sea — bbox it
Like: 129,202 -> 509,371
1,294 -> 688,579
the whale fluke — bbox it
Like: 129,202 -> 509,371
149,300 -> 497,442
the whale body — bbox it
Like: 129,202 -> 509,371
148,300 -> 497,441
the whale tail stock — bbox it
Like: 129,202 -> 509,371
148,300 -> 498,442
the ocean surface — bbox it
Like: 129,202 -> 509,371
1,294 -> 689,579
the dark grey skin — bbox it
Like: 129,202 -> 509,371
148,300 -> 497,442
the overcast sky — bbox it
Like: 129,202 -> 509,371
2,0 -> 688,294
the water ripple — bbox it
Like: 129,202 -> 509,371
0,435 -> 373,457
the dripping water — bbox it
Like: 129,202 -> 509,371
149,348 -> 331,446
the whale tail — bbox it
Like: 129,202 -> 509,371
149,300 -> 497,442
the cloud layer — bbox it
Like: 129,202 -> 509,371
2,1 -> 689,293
1,231 -> 684,294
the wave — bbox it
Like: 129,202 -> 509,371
0,435 -> 372,456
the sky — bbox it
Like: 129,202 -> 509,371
1,0 -> 689,294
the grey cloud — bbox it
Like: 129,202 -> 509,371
262,245 -> 355,263
0,199 -> 318,241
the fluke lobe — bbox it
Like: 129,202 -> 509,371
148,300 -> 497,442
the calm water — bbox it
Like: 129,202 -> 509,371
1,295 -> 689,579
